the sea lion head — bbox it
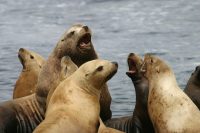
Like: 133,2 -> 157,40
55,24 -> 97,66
142,54 -> 171,80
74,59 -> 118,95
18,48 -> 45,71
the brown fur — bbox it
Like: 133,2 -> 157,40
46,56 -> 78,105
0,24 -> 108,133
13,48 -> 45,99
184,65 -> 200,109
35,24 -> 112,121
105,53 -> 154,133
35,24 -> 98,113
98,118 -> 125,133
33,60 -> 118,133
143,54 -> 200,133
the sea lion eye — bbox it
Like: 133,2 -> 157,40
30,55 -> 34,59
150,58 -> 154,64
96,66 -> 103,71
195,66 -> 200,72
70,31 -> 75,35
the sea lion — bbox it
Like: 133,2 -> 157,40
33,60 -> 118,133
0,24 -> 110,133
184,65 -> 200,109
105,53 -> 154,133
13,48 -> 45,99
143,54 -> 200,133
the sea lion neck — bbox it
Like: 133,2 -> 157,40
132,77 -> 149,118
35,56 -> 62,105
70,46 -> 98,67
131,76 -> 154,132
71,71 -> 101,98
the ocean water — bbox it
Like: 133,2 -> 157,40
0,0 -> 200,117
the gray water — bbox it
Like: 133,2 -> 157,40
0,0 -> 200,117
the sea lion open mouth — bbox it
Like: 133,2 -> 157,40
77,33 -> 91,50
18,54 -> 25,69
126,57 -> 137,78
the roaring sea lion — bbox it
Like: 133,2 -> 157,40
105,53 -> 154,133
13,48 -> 45,99
184,65 -> 200,109
143,54 -> 200,133
0,24 -> 110,133
33,60 -> 118,133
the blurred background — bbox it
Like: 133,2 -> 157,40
0,0 -> 200,117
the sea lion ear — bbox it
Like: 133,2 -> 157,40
70,31 -> 75,35
156,66 -> 160,73
85,73 -> 89,77
96,66 -> 103,72
151,57 -> 156,64
30,55 -> 34,59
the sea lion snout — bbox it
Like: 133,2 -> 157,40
82,25 -> 89,31
19,48 -> 25,52
111,61 -> 118,67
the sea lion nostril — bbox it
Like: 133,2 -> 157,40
129,53 -> 135,57
195,66 -> 200,71
111,62 -> 118,67
83,26 -> 89,31
19,48 -> 25,52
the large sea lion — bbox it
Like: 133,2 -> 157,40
33,59 -> 118,133
184,65 -> 200,109
143,54 -> 200,133
13,48 -> 45,99
0,24 -> 111,133
105,53 -> 154,133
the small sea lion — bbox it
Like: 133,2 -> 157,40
13,48 -> 45,99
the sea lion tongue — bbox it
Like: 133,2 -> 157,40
80,42 -> 90,49
78,33 -> 91,49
